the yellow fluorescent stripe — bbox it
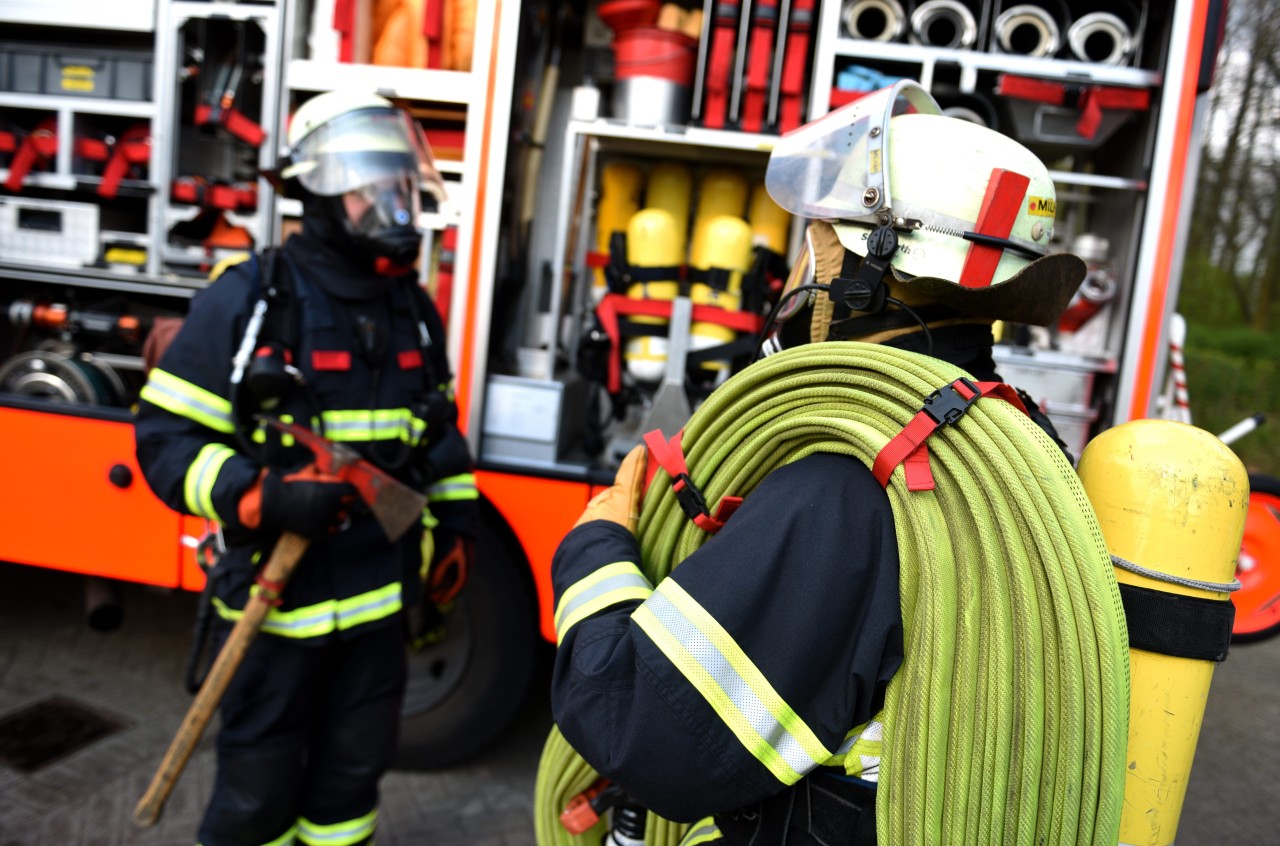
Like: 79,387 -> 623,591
556,562 -> 647,615
297,809 -> 377,845
140,369 -> 234,433
183,443 -> 234,520
260,823 -> 298,846
557,587 -> 654,645
633,603 -> 802,784
555,561 -> 653,643
659,580 -> 831,764
320,408 -> 426,442
212,582 -> 401,639
678,819 -> 723,846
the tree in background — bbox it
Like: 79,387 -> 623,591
1185,0 -> 1280,332
1178,0 -> 1279,472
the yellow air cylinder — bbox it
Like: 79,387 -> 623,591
595,162 -> 644,291
690,168 -> 748,263
748,182 -> 789,256
645,162 -> 693,259
624,209 -> 683,383
1077,419 -> 1249,846
687,215 -> 753,374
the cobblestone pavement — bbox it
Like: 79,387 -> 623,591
1,561 -> 1278,845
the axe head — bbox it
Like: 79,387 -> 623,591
256,415 -> 429,543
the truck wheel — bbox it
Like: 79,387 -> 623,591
395,501 -> 539,768
1232,473 -> 1280,644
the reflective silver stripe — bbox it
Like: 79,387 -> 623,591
554,561 -> 653,644
635,585 -> 829,783
320,409 -> 426,443
678,819 -> 722,846
183,443 -> 235,520
140,369 -> 234,433
296,808 -> 377,845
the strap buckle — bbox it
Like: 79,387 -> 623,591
922,377 -> 980,425
672,472 -> 710,522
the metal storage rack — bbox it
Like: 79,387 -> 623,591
0,0 -> 510,400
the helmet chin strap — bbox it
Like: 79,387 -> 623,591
824,225 -> 948,355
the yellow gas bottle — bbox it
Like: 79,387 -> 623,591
1077,419 -> 1249,846
747,182 -> 789,256
690,168 -> 748,261
687,215 -> 753,375
595,162 -> 644,291
623,209 -> 683,383
645,162 -> 693,258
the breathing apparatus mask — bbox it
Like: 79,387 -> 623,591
275,92 -> 446,267
760,80 -> 1085,353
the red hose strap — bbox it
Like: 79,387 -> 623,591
255,574 -> 287,606
996,74 -> 1151,139
222,109 -> 266,146
643,429 -> 740,534
98,126 -> 151,199
5,124 -> 58,192
595,293 -> 765,394
873,378 -> 1028,491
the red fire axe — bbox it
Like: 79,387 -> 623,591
133,416 -> 427,827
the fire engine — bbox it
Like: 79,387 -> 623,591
0,0 -> 1229,764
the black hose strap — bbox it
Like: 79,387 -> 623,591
1118,582 -> 1235,662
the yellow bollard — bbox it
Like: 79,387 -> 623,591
1077,419 -> 1249,846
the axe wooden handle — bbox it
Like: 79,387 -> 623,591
134,531 -> 310,828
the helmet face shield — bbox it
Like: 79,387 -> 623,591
347,172 -> 422,236
765,80 -> 941,223
283,106 -> 446,204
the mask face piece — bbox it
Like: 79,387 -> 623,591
337,173 -> 424,266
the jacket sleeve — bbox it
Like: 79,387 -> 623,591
549,452 -> 904,822
133,264 -> 264,533
416,286 -> 479,539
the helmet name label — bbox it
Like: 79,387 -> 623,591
1027,196 -> 1056,217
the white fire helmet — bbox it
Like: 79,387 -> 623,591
765,80 -> 1084,326
279,90 -> 446,206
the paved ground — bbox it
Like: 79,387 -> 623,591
1,560 -> 1278,845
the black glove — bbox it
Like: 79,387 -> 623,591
239,464 -> 357,539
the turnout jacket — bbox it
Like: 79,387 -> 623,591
549,325 -> 1067,832
135,230 -> 478,641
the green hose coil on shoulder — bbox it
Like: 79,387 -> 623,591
535,342 -> 1129,846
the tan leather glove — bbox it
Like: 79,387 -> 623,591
573,445 -> 648,534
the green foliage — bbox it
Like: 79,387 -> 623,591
1178,249 -> 1250,327
1182,324 -> 1280,474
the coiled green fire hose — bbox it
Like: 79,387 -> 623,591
535,342 -> 1130,846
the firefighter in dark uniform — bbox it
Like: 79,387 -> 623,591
546,83 -> 1098,845
134,91 -> 478,846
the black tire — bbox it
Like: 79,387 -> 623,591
1232,473 -> 1280,644
394,498 -> 540,768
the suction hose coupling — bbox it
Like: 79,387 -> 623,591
909,0 -> 978,50
841,0 -> 906,42
993,3 -> 1062,58
1068,11 -> 1134,66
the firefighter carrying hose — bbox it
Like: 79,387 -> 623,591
134,91 -> 478,846
542,82 -> 1130,846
